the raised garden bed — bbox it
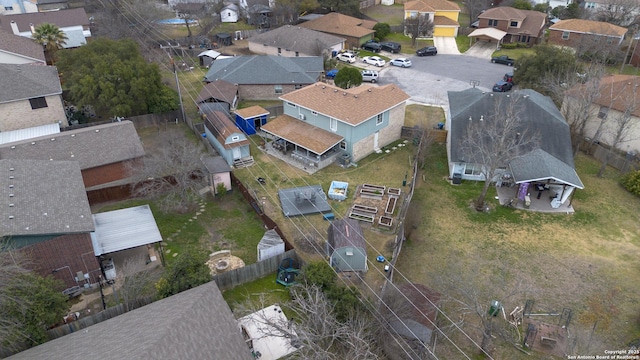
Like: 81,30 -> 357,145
388,187 -> 401,196
378,215 -> 393,228
385,196 -> 397,215
360,188 -> 384,200
349,211 -> 375,223
362,184 -> 386,192
352,204 -> 378,214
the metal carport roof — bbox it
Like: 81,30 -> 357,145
468,28 -> 507,41
91,205 -> 163,256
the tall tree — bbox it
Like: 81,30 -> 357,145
458,96 -> 540,210
334,67 -> 362,89
512,0 -> 533,10
317,0 -> 360,16
593,0 -> 640,26
115,254 -> 161,311
32,23 -> 68,65
404,14 -> 434,48
56,38 -> 179,118
464,0 -> 492,28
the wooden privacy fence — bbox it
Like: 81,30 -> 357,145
589,142 -> 639,173
400,126 -> 447,143
214,249 -> 302,291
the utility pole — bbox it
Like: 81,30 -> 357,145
170,56 -> 186,123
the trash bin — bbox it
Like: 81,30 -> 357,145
489,300 -> 502,317
452,173 -> 462,185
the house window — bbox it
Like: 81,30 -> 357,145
287,102 -> 296,107
376,113 -> 383,125
4,6 -> 13,10
29,97 -> 48,109
562,31 -> 570,40
278,47 -> 281,54
510,21 -> 518,27
330,118 -> 337,132
231,135 -> 240,141
294,84 -> 303,89
464,164 -> 482,176
488,19 -> 498,27
586,2 -> 595,8
295,52 -> 299,57
340,141 -> 347,150
275,85 -> 283,94
598,106 -> 608,119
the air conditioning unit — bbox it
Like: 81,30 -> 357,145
298,114 -> 306,120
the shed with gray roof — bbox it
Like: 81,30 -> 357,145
249,25 -> 345,57
5,281 -> 253,360
203,55 -> 323,100
327,218 -> 367,272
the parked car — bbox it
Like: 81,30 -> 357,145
361,70 -> 379,83
492,80 -> 513,92
416,46 -> 437,56
337,52 -> 357,63
380,41 -> 401,53
362,56 -> 386,67
504,72 -> 514,83
362,42 -> 382,52
491,55 -> 515,66
390,58 -> 412,67
326,69 -> 339,79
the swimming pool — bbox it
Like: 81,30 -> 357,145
156,18 -> 198,25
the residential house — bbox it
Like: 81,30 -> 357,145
0,159 -> 99,293
203,55 -> 323,100
202,110 -> 252,167
403,0 -> 461,38
0,0 -> 37,14
235,105 -> 269,135
248,25 -> 345,57
564,75 -> 640,155
298,12 -> 376,49
327,218 -> 367,272
197,79 -> 239,114
0,121 -> 145,188
385,283 -> 440,346
221,3 -> 239,23
0,8 -> 92,48
0,63 -> 67,131
474,7 -> 547,46
261,82 -> 409,170
548,19 -> 627,54
0,29 -> 46,64
201,155 -> 233,194
447,88 -> 584,208
6,281 -> 253,360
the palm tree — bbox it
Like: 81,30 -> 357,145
32,23 -> 68,65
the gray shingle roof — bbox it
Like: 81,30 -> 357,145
201,155 -> 232,174
0,64 -> 61,103
6,281 -> 253,360
328,218 -> 366,250
203,55 -> 323,84
448,88 -> 581,186
0,8 -> 90,33
0,121 -> 145,170
0,159 -> 94,236
249,25 -> 345,55
0,29 -> 46,64
196,79 -> 238,104
509,148 -> 584,188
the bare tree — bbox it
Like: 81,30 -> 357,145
404,15 -> 434,48
592,0 -> 640,26
464,0 -> 493,28
128,130 -> 206,212
458,96 -> 540,211
0,251 -> 30,351
115,254 -> 161,311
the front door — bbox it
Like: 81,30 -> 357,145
374,131 -> 379,149
232,147 -> 241,160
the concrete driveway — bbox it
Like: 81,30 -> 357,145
464,40 -> 498,59
433,37 -> 460,55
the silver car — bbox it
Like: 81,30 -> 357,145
390,58 -> 412,68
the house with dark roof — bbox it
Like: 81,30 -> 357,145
384,283 -> 440,345
564,75 -> 640,155
235,105 -> 269,135
327,218 -> 367,272
5,281 -> 253,360
202,110 -> 252,167
0,159 -> 100,293
548,19 -> 627,51
0,121 -> 145,188
298,12 -> 376,49
260,82 -> 409,171
448,88 -> 583,209
197,79 -> 239,114
0,63 -> 67,131
474,7 -> 547,46
203,55 -> 323,100
403,0 -> 461,38
0,29 -> 46,64
249,25 -> 345,57
0,8 -> 91,48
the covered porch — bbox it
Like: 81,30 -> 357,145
260,115 -> 344,174
468,28 -> 507,49
495,181 -> 576,213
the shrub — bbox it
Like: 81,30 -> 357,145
620,170 -> 640,196
501,43 -> 519,49
373,23 -> 390,40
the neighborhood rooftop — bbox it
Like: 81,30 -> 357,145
0,8 -> 90,33
0,120 -> 145,170
279,82 -> 410,126
91,205 -> 163,256
203,55 -> 323,84
0,159 -> 94,237
549,19 -> 628,37
404,0 -> 461,12
0,64 -> 62,103
249,25 -> 345,54
0,29 -> 46,63
298,12 -> 377,38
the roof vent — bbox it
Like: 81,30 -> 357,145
9,203 -> 14,207
71,134 -> 75,137
8,216 -> 14,220
469,116 -> 472,121
9,184 -> 13,188
43,212 -> 47,216
343,92 -> 347,96
10,146 -> 15,149
9,168 -> 14,171
354,95 -> 358,98
9,194 -> 14,197
95,129 -> 100,133
334,89 -> 338,92
31,142 -> 36,145
368,89 -> 372,92
51,138 -> 56,141
71,154 -> 75,158
480,115 -> 484,121
322,85 -> 326,89
9,176 -> 14,179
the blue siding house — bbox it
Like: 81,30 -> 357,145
202,110 -> 252,167
260,82 -> 409,170
234,105 -> 269,135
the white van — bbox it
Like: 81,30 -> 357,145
361,70 -> 379,83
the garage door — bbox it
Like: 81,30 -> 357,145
434,27 -> 456,37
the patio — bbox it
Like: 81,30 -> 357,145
260,139 -> 342,175
495,183 -> 575,214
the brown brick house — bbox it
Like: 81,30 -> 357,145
298,12 -> 376,49
548,19 -> 627,55
476,7 -> 547,46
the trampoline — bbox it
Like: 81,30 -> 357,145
278,185 -> 331,217
276,258 -> 300,287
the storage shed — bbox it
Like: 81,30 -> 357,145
220,5 -> 239,23
201,155 -> 232,194
327,218 -> 367,272
202,110 -> 251,167
235,105 -> 269,135
257,229 -> 285,261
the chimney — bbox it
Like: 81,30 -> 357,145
10,21 -> 19,35
29,23 -> 35,34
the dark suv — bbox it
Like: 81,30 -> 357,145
361,42 -> 382,52
380,41 -> 401,53
416,46 -> 437,56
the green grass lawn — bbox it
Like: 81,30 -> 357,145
491,47 -> 536,60
222,274 -> 292,312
